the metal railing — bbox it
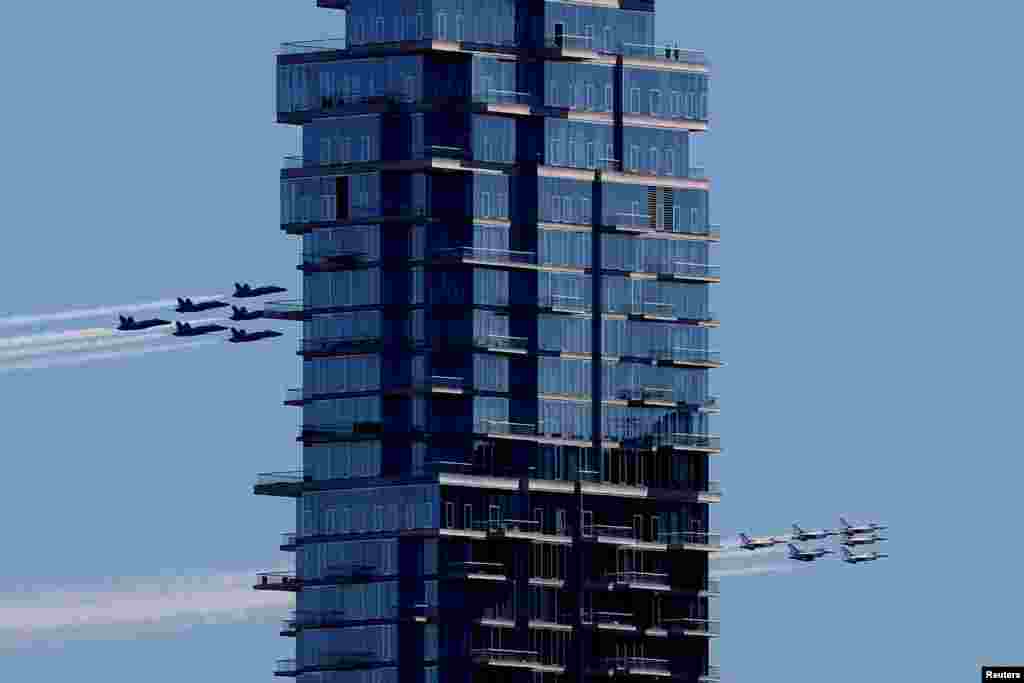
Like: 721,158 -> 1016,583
633,301 -> 675,318
659,617 -> 721,635
545,33 -> 595,51
264,299 -> 305,315
300,336 -> 383,355
658,432 -> 722,451
602,657 -> 672,673
478,419 -> 540,436
281,531 -> 298,547
276,659 -> 299,675
301,249 -> 371,267
704,480 -> 723,496
475,334 -> 528,351
256,571 -> 300,589
653,347 -> 722,365
473,518 -> 542,534
606,571 -> 670,586
282,609 -> 348,631
256,470 -> 304,486
279,37 -> 347,54
475,89 -> 535,106
544,294 -> 589,313
301,421 -> 383,441
581,610 -> 634,625
704,665 -> 722,681
620,42 -> 708,66
473,648 -> 541,666
448,561 -> 507,577
434,246 -> 536,266
657,260 -> 721,279
611,211 -> 652,229
659,531 -> 722,548
618,385 -> 675,403
589,524 -> 635,539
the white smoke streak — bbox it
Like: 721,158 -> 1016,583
0,330 -> 174,362
0,339 -> 220,373
0,328 -> 115,349
0,571 -> 292,648
711,563 -> 797,578
0,294 -> 225,329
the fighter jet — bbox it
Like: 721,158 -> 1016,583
230,305 -> 264,321
176,297 -> 229,313
791,523 -> 835,542
233,282 -> 288,298
117,315 -> 170,331
738,533 -> 783,550
841,533 -> 888,547
228,328 -> 283,344
841,546 -> 889,564
838,517 -> 888,536
787,543 -> 833,562
173,321 -> 228,337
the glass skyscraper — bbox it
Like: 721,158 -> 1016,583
257,1 -> 720,681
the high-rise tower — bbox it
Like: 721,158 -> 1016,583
256,1 -> 720,681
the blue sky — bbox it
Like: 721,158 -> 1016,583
0,0 -> 1019,680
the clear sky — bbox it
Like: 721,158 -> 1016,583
0,0 -> 1020,680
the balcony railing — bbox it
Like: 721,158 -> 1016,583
424,375 -> 465,392
300,336 -> 383,355
704,481 -> 723,496
477,419 -> 540,436
543,294 -> 589,313
264,299 -> 305,317
618,385 -> 675,404
473,519 -> 543,535
255,571 -> 301,591
633,301 -> 675,318
284,609 -> 349,631
278,37 -> 347,55
434,247 -> 537,266
276,658 -> 299,676
656,260 -> 721,280
281,531 -> 298,549
545,33 -> 596,51
601,657 -> 672,674
606,571 -> 670,587
653,347 -> 722,366
475,334 -> 528,352
589,524 -> 635,540
642,432 -> 721,451
473,648 -> 542,667
659,531 -> 722,549
659,617 -> 721,636
703,665 -> 722,681
621,42 -> 708,66
300,249 -> 371,269
448,561 -> 507,578
256,470 -> 304,487
474,89 -> 535,106
610,211 -> 652,230
301,421 -> 384,442
581,610 -> 634,626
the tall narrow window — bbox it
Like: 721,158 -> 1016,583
375,17 -> 384,41
649,147 -> 659,174
649,89 -> 661,115
586,142 -> 595,169
604,84 -> 613,112
436,12 -> 447,40
629,145 -> 640,171
456,15 -> 464,41
630,88 -> 641,113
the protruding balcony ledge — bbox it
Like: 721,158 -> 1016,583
275,652 -> 383,677
580,610 -> 638,631
703,665 -> 722,682
653,347 -> 723,368
474,334 -> 529,354
279,37 -> 346,55
254,470 -> 306,497
540,294 -> 590,315
648,618 -> 721,638
433,246 -> 537,269
255,571 -> 301,592
446,561 -> 509,582
604,571 -> 671,590
264,299 -> 306,320
281,609 -> 349,635
618,385 -> 677,406
422,375 -> 467,394
476,419 -> 622,449
653,260 -> 721,283
299,336 -> 385,357
602,219 -> 721,242
660,531 -> 723,552
595,657 -> 673,678
299,249 -> 371,272
473,649 -> 564,673
627,432 -> 722,453
300,421 -> 383,443
280,531 -> 298,551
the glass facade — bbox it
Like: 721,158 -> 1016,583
261,1 -> 719,681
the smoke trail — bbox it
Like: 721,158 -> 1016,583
0,294 -> 225,329
0,330 -> 174,362
0,570 -> 292,648
0,338 -> 220,373
0,328 -> 115,350
711,563 -> 797,578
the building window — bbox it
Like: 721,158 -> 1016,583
665,149 -> 675,176
604,84 -> 613,112
436,12 -> 447,40
649,147 -> 659,174
463,503 -> 473,529
361,136 -> 371,162
456,14 -> 464,41
549,138 -> 560,165
605,143 -> 615,168
672,90 -> 682,116
586,142 -> 595,169
375,17 -> 384,41
445,502 -> 455,528
584,82 -> 594,110
629,145 -> 640,171
650,89 -> 661,115
567,137 -> 576,166
630,88 -> 641,114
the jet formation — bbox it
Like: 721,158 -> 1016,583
228,328 -> 283,344
176,297 -> 229,314
117,315 -> 170,331
738,517 -> 890,566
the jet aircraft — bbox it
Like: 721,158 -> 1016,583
841,547 -> 889,564
228,328 -> 283,343
787,543 -> 833,562
173,321 -> 228,337
841,533 -> 888,547
176,297 -> 229,313
738,533 -> 783,550
839,517 -> 888,536
117,315 -> 170,331
230,305 -> 264,321
233,282 -> 288,298
791,523 -> 835,541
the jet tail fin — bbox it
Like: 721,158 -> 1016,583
787,543 -> 799,556
175,322 -> 184,333
738,533 -> 750,545
792,523 -> 803,536
839,517 -> 851,530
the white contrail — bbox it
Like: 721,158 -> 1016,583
711,563 -> 798,578
0,294 -> 226,329
0,338 -> 220,373
0,330 -> 174,362
0,571 -> 292,648
0,328 -> 115,349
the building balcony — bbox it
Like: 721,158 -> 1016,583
474,334 -> 529,354
540,294 -> 591,315
703,666 -> 721,682
651,260 -> 721,283
651,618 -> 720,638
300,421 -> 384,444
280,532 -> 298,551
299,249 -> 372,272
276,652 -> 382,677
281,609 -> 349,636
628,432 -> 721,453
278,37 -> 347,55
652,347 -> 723,368
581,610 -> 638,631
275,659 -> 299,677
446,561 -> 509,582
299,335 -> 384,357
602,214 -> 720,241
433,246 -> 537,268
254,470 -> 306,497
477,419 -> 541,438
660,531 -> 722,552
595,657 -> 673,678
618,385 -> 677,407
420,375 -> 467,394
255,571 -> 301,592
472,89 -> 537,108
473,649 -> 560,672
603,571 -> 671,590
473,518 -> 544,539
264,299 -> 306,320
